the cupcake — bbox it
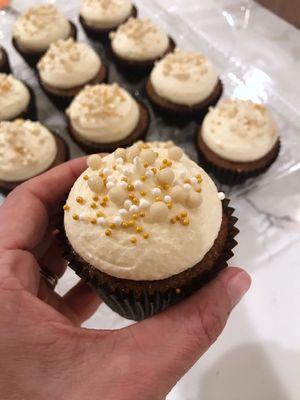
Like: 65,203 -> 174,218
110,18 -> 175,72
60,141 -> 238,320
0,73 -> 36,121
12,4 -> 77,67
0,119 -> 69,194
197,99 -> 280,185
0,46 -> 11,74
146,49 -> 223,119
37,38 -> 106,110
66,83 -> 149,153
79,0 -> 137,40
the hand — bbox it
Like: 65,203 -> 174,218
0,158 -> 251,400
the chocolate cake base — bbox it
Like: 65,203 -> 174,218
38,63 -> 107,111
0,47 -> 11,74
146,78 -> 223,121
0,133 -> 69,195
79,5 -> 138,41
12,21 -> 77,68
67,102 -> 150,154
59,199 -> 238,321
197,132 -> 281,185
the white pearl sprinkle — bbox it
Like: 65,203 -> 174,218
139,199 -> 150,209
184,183 -> 192,191
218,192 -> 226,200
152,187 -> 161,196
118,181 -> 127,188
124,200 -> 132,209
178,171 -> 186,179
106,182 -> 114,190
123,167 -> 131,177
190,177 -> 198,184
115,158 -> 124,165
103,168 -> 110,176
119,209 -> 128,216
98,217 -> 106,225
164,195 -> 172,202
129,205 -> 139,213
113,216 -> 122,226
145,170 -> 154,178
134,180 -> 142,190
107,175 -> 114,181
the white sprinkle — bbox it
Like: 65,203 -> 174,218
124,200 -> 132,209
106,182 -> 114,190
118,181 -> 127,188
190,177 -> 197,184
113,216 -> 122,226
119,208 -> 128,216
178,170 -> 186,179
98,217 -> 106,225
218,192 -> 226,200
103,168 -> 110,176
139,199 -> 150,209
152,187 -> 161,196
116,157 -> 124,165
129,205 -> 139,213
164,195 -> 172,202
123,167 -> 131,176
184,183 -> 192,191
145,170 -> 154,178
134,180 -> 142,190
107,175 -> 114,181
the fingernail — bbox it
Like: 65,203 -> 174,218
227,271 -> 251,307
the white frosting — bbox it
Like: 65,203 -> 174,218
0,120 -> 57,182
80,0 -> 133,29
150,49 -> 219,106
67,84 -> 140,143
110,18 -> 169,61
0,74 -> 30,120
13,5 -> 71,52
202,99 -> 279,162
37,38 -> 101,89
64,142 -> 222,281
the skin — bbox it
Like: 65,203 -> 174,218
0,157 -> 251,400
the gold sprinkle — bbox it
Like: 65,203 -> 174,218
195,188 -> 202,193
127,220 -> 135,227
182,218 -> 190,226
128,193 -> 135,200
99,172 -> 104,178
90,202 -> 97,209
167,161 -> 172,167
143,233 -> 149,239
159,165 -> 167,170
63,204 -> 70,211
163,184 -> 170,191
103,178 -> 107,185
131,236 -> 137,244
151,167 -> 157,175
170,217 -> 177,224
90,218 -> 97,225
142,144 -> 150,149
127,184 -> 134,191
96,211 -> 104,217
113,165 -> 117,170
197,178 -> 202,183
102,195 -> 109,202
105,229 -> 112,236
132,197 -> 139,205
140,191 -> 146,196
184,178 -> 191,184
155,196 -> 162,202
92,195 -> 99,202
109,223 -> 116,229
143,162 -> 149,168
196,174 -> 202,179
83,175 -> 89,181
139,212 -> 146,218
100,201 -> 107,207
121,177 -> 128,182
140,175 -> 147,181
167,202 -> 173,209
136,226 -> 143,233
72,213 -> 79,221
163,159 -> 168,165
176,215 -> 181,221
76,196 -> 85,204
181,211 -> 188,218
121,222 -> 129,228
132,213 -> 139,220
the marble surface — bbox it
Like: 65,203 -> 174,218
1,1 -> 300,399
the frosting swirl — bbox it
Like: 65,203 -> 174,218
67,84 -> 140,143
0,120 -> 57,182
202,99 -> 279,162
13,4 -> 71,52
38,38 -> 101,89
64,141 -> 223,281
110,18 -> 169,61
0,74 -> 30,121
80,0 -> 133,29
150,49 -> 219,106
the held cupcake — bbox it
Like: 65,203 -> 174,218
146,49 -> 223,119
0,73 -> 36,121
0,46 -> 11,74
12,4 -> 77,67
197,99 -> 280,185
37,38 -> 106,110
0,119 -> 69,194
60,141 -> 238,320
79,0 -> 137,40
110,18 -> 175,72
66,83 -> 149,153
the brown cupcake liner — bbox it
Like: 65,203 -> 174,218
197,140 -> 281,186
79,5 -> 138,41
57,199 -> 238,321
0,47 -> 11,74
12,21 -> 77,68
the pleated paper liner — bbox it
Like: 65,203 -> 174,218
57,198 -> 239,321
21,84 -> 38,121
197,138 -> 281,186
0,47 -> 11,74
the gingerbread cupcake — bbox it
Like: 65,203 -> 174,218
79,0 -> 137,40
0,47 -> 11,74
12,4 -> 77,67
0,73 -> 36,121
60,141 -> 238,320
0,120 -> 69,194
197,99 -> 280,185
37,38 -> 106,110
66,83 -> 149,153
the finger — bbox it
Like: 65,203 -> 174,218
0,157 -> 87,251
121,268 -> 251,398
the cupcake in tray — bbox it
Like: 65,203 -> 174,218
37,38 -> 106,110
0,119 -> 69,194
12,4 -> 77,67
0,47 -> 11,74
146,49 -> 223,119
110,17 -> 175,72
79,0 -> 137,40
197,99 -> 280,185
0,73 -> 36,121
60,141 -> 238,320
66,83 -> 149,153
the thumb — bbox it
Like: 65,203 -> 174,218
122,267 -> 251,399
